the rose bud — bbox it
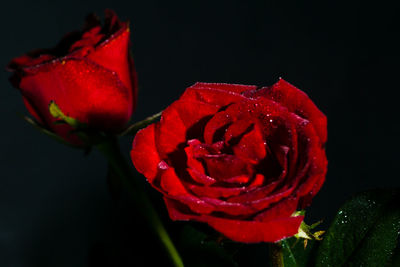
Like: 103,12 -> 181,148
8,10 -> 137,145
131,79 -> 327,243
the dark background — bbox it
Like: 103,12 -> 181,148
1,0 -> 399,266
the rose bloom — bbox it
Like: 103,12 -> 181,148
8,10 -> 137,144
131,79 -> 327,243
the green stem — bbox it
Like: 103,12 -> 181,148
269,242 -> 284,267
97,137 -> 184,267
120,111 -> 162,136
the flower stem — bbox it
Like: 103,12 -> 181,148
269,242 -> 284,267
96,137 -> 184,267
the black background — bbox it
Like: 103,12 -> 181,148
1,0 -> 399,266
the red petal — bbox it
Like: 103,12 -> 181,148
161,172 -> 254,216
155,103 -> 188,156
223,118 -> 254,143
87,25 -> 134,105
254,197 -> 298,222
157,99 -> 219,156
248,79 -> 327,144
224,175 -> 251,184
190,82 -> 257,94
184,141 -> 217,185
181,84 -> 249,107
200,197 -> 253,216
248,174 -> 265,188
160,169 -> 216,214
296,151 -> 327,198
186,168 -> 216,185
187,183 -> 246,199
160,168 -> 188,196
203,109 -> 234,144
131,124 -> 160,182
229,122 -> 267,164
188,139 -> 223,158
298,170 -> 326,208
227,178 -> 289,200
202,154 -> 251,181
8,54 -> 55,70
17,58 -> 131,143
205,215 -> 303,243
164,197 -> 303,243
68,26 -> 104,52
288,119 -> 327,201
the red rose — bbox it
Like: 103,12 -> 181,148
8,10 -> 137,144
131,79 -> 327,243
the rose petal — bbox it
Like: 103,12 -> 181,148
224,118 -> 254,144
160,167 -> 188,196
180,84 -> 250,107
164,197 -> 304,243
186,168 -> 216,185
229,122 -> 267,164
190,82 -> 258,94
157,99 -> 219,156
205,215 -> 303,243
201,197 -> 253,215
8,54 -> 55,70
202,154 -> 251,181
69,26 -> 104,52
131,124 -> 160,182
254,197 -> 298,222
248,174 -> 265,188
224,175 -> 251,184
158,168 -> 216,214
203,109 -> 234,144
246,78 -> 327,144
296,151 -> 327,198
187,183 -> 246,199
17,58 -> 131,142
87,24 -> 133,96
288,119 -> 327,200
156,103 -> 188,156
188,139 -> 223,157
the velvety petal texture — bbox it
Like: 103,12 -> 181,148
8,10 -> 137,144
131,80 -> 327,243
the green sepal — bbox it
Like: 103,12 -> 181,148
48,101 -> 107,147
120,111 -> 162,136
295,220 -> 325,241
48,101 -> 86,129
291,210 -> 325,241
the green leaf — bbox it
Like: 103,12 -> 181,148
315,189 -> 400,267
282,238 -> 316,267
